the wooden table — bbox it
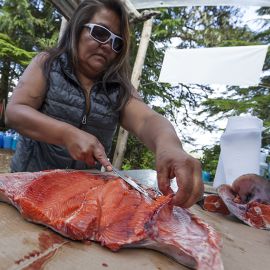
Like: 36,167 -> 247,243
0,170 -> 269,270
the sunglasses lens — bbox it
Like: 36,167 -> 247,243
113,38 -> 123,52
91,25 -> 110,42
88,24 -> 123,53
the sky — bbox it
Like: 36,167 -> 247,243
242,6 -> 270,30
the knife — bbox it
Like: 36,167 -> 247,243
111,167 -> 152,199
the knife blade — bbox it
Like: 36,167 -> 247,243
111,167 -> 152,199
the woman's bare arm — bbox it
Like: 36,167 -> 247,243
120,93 -> 203,208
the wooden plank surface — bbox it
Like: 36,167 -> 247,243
0,170 -> 269,270
0,204 -> 188,270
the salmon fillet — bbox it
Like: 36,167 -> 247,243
0,170 -> 223,270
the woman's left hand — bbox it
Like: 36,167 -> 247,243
156,146 -> 204,208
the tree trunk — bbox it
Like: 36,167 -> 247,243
0,59 -> 11,127
112,18 -> 153,169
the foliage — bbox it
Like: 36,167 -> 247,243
0,0 -> 61,120
0,33 -> 35,65
122,134 -> 155,170
199,144 -> 221,180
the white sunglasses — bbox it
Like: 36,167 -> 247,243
84,23 -> 124,53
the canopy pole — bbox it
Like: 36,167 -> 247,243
58,16 -> 68,43
112,18 -> 153,169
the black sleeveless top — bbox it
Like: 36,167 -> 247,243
11,53 -> 120,172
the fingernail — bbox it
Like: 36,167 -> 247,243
106,165 -> 112,171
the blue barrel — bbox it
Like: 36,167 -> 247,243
202,171 -> 211,182
0,132 -> 3,148
3,133 -> 13,149
11,134 -> 18,151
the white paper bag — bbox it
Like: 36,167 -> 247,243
213,116 -> 263,187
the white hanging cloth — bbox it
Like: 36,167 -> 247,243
158,45 -> 268,86
131,0 -> 270,9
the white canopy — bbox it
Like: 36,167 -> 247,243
131,0 -> 270,9
158,45 -> 268,86
49,1 -> 270,20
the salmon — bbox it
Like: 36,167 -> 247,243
217,184 -> 270,230
203,194 -> 230,215
202,184 -> 270,230
0,170 -> 224,270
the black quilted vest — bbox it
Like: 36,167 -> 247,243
11,53 -> 120,172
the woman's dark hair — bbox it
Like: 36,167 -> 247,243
43,0 -> 132,110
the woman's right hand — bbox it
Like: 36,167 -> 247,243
63,127 -> 112,170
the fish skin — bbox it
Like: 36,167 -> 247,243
0,170 -> 224,270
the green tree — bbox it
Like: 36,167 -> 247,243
199,144 -> 221,180
0,0 -> 61,127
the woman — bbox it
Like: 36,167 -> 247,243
5,0 -> 203,208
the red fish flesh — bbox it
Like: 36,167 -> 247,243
203,194 -> 230,215
0,170 -> 223,270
